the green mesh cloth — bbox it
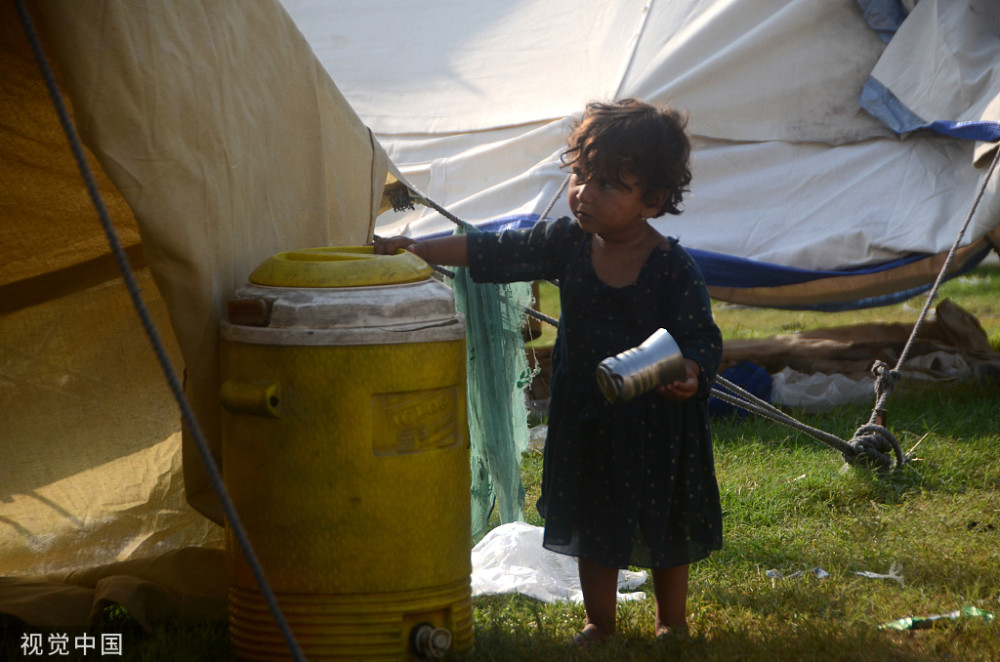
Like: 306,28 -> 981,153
447,227 -> 535,542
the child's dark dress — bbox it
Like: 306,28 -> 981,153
468,217 -> 723,570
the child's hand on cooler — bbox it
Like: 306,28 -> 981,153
657,359 -> 700,401
372,235 -> 419,256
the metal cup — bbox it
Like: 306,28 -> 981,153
596,328 -> 687,404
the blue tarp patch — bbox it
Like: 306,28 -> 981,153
856,0 -> 910,43
860,77 -> 1000,142
685,246 -> 926,289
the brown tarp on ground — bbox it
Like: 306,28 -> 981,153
1,0 -> 397,628
721,298 -> 1000,382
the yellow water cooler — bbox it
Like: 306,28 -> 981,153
219,247 -> 472,661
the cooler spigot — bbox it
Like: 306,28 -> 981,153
410,622 -> 452,659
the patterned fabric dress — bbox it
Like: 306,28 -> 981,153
468,217 -> 723,570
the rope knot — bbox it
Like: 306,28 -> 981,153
844,424 -> 905,471
870,360 -> 901,397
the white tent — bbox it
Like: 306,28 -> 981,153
284,0 -> 1000,309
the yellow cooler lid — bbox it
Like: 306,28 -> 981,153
248,246 -> 432,288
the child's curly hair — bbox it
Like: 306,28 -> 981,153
561,98 -> 692,217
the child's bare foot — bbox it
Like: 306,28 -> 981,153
655,624 -> 690,641
572,624 -> 610,650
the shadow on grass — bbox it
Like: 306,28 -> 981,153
714,378 -> 1000,507
454,621 -> 970,662
5,607 -> 992,662
454,592 -> 1000,662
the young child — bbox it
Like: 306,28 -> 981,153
374,98 -> 723,646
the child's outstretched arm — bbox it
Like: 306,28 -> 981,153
372,234 -> 470,267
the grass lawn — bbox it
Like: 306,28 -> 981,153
5,264 -> 997,661
466,376 -> 999,662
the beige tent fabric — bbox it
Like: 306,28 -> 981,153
1,0 -> 397,627
1,270 -> 223,574
2,0 -> 221,582
31,0 -> 394,524
0,4 -> 140,312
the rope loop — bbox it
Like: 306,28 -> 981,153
844,423 -> 906,471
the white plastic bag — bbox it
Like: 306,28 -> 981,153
770,367 -> 873,412
471,522 -> 648,603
